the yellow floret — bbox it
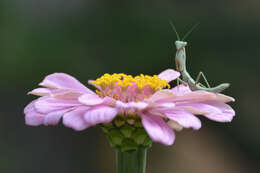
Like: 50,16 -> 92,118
92,73 -> 170,91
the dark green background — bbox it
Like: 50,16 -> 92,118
1,0 -> 259,173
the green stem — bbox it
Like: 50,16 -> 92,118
116,148 -> 147,173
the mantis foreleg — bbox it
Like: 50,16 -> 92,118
177,78 -> 188,86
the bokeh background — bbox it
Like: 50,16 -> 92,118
1,0 -> 259,172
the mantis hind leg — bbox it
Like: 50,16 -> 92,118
195,71 -> 211,88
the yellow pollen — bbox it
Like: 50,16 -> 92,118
92,73 -> 170,91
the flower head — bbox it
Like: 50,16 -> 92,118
24,69 -> 235,146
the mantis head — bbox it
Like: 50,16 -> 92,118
175,41 -> 187,49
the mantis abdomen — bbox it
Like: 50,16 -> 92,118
181,64 -> 230,93
195,83 -> 230,93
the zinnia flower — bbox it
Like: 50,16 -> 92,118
24,69 -> 235,145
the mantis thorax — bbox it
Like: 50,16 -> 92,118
175,41 -> 187,72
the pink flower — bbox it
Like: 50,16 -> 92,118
24,69 -> 235,145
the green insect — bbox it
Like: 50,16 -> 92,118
170,22 -> 230,93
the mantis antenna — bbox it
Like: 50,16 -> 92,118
169,20 -> 180,41
182,22 -> 200,41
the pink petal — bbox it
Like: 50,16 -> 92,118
147,102 -> 175,115
125,83 -> 138,102
171,85 -> 216,102
146,89 -> 177,103
167,120 -> 183,131
141,114 -> 175,146
176,91 -> 216,102
142,86 -> 153,97
88,80 -> 102,90
102,97 -> 117,105
24,101 -> 36,114
34,97 -> 80,114
172,85 -> 235,103
115,101 -> 148,110
164,109 -> 201,130
29,88 -> 80,99
215,93 -> 235,102
28,88 -> 52,96
158,69 -> 180,82
179,101 -> 235,122
52,90 -> 82,100
127,102 -> 148,110
84,106 -> 118,126
115,101 -> 128,109
156,102 -> 175,109
24,101 -> 45,126
43,108 -> 72,126
39,73 -> 94,94
25,111 -> 45,126
63,107 -> 90,131
79,94 -> 116,106
171,84 -> 191,95
78,93 -> 104,105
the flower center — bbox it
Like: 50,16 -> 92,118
91,73 -> 170,102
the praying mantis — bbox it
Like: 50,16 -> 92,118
170,22 -> 230,93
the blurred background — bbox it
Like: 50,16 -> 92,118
1,0 -> 259,172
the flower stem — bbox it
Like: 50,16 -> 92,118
116,148 -> 147,173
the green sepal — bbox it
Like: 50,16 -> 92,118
114,116 -> 125,127
106,129 -> 124,147
101,115 -> 152,152
132,128 -> 148,145
120,124 -> 135,138
143,136 -> 152,148
121,139 -> 138,152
